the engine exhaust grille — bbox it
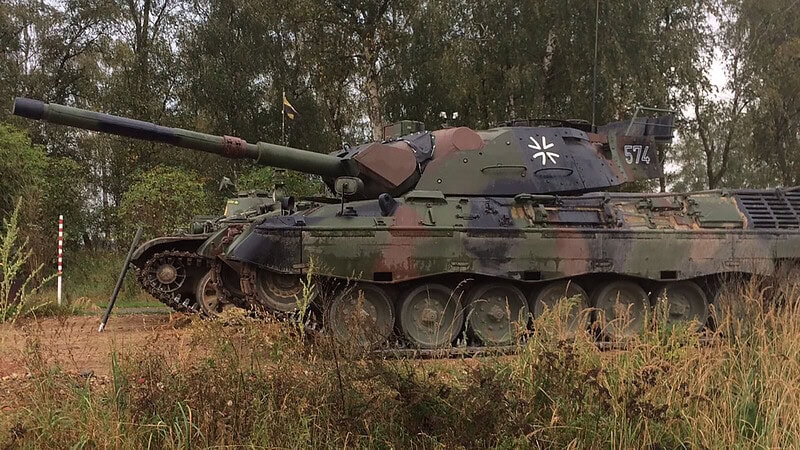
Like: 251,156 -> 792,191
733,190 -> 800,229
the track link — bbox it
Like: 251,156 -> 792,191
137,250 -> 210,314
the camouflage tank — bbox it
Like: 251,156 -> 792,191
14,97 -> 800,351
129,187 -> 284,316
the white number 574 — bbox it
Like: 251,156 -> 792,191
624,145 -> 651,165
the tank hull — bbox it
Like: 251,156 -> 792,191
227,188 -> 800,348
229,190 -> 795,283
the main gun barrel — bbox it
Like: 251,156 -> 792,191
12,97 -> 353,177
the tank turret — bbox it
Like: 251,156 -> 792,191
13,97 -> 672,200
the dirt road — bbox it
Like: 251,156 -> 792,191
0,313 -> 191,378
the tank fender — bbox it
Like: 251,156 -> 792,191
131,235 -> 210,265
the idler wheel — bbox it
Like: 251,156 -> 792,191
196,270 -> 227,316
654,281 -> 708,331
465,282 -> 528,346
399,283 -> 464,349
531,280 -> 591,336
593,280 -> 650,339
326,284 -> 394,349
146,255 -> 187,293
253,269 -> 311,312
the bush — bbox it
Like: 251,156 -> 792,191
0,125 -> 92,274
40,157 -> 88,248
0,123 -> 46,217
21,157 -> 89,273
119,166 -> 214,240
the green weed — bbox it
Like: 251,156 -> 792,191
0,198 -> 54,323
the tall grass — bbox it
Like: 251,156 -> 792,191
34,250 -> 158,310
4,276 -> 800,448
0,198 -> 54,323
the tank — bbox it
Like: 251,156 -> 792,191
14,97 -> 800,351
129,188 -> 283,315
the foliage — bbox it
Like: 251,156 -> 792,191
670,0 -> 800,190
236,167 -> 325,198
6,275 -> 800,447
118,166 -> 214,240
0,123 -> 46,217
43,157 -> 86,229
0,198 -> 52,323
0,123 -> 58,273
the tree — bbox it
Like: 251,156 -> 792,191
41,157 -> 89,247
672,0 -> 800,190
311,0 -> 420,140
118,166 -> 214,240
741,0 -> 800,186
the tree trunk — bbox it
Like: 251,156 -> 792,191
366,73 -> 383,141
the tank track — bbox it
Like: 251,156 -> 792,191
239,264 -> 261,313
372,339 -> 719,358
136,250 -> 210,314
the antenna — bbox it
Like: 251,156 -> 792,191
591,0 -> 600,129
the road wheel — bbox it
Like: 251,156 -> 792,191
196,270 -> 227,317
326,283 -> 394,349
465,282 -> 528,346
399,283 -> 464,348
593,280 -> 650,339
531,280 -> 591,336
654,281 -> 708,331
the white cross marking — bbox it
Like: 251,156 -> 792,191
527,136 -> 559,165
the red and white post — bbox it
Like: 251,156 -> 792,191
57,215 -> 63,306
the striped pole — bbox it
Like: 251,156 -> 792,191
57,215 -> 63,306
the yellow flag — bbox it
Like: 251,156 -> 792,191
283,93 -> 299,120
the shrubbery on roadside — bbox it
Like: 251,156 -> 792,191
3,275 -> 800,448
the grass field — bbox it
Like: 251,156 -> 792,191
54,250 -> 162,309
2,275 -> 800,448
2,249 -> 165,323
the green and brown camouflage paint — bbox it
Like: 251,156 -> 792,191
14,96 -> 799,346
